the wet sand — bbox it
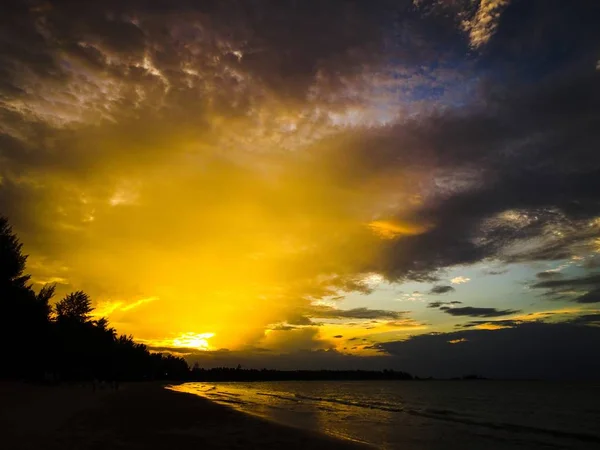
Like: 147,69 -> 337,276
1,382 -> 369,449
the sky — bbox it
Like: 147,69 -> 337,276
2,0 -> 600,379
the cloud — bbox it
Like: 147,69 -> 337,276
461,0 -> 511,49
429,285 -> 455,294
260,327 -> 332,353
573,288 -> 600,304
531,273 -> 600,304
427,300 -> 462,308
482,268 -> 509,276
536,271 -> 563,280
450,277 -> 471,285
567,313 -> 600,326
269,324 -> 298,332
379,321 -> 600,379
582,255 -> 600,269
532,274 -> 600,290
287,315 -> 315,326
301,306 -> 408,321
456,319 -> 523,329
441,306 -> 520,317
2,0 -> 600,357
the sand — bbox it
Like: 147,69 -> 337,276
0,382 -> 369,449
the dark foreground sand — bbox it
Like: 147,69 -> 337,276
1,382 -> 369,449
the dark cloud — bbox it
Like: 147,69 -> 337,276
573,288 -> 600,304
333,335 -> 343,339
566,313 -> 600,326
532,273 -> 600,290
536,271 -> 562,280
482,268 -> 509,276
3,0 -> 600,290
582,255 -> 600,269
531,273 -> 600,304
456,319 -> 523,329
379,322 -> 600,380
283,306 -> 408,328
441,307 -> 520,318
310,306 -> 407,320
429,285 -> 455,295
287,315 -> 314,326
427,300 -> 462,308
270,324 -> 298,331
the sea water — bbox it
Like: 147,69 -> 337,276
170,380 -> 600,449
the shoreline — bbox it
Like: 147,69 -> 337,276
1,382 -> 370,449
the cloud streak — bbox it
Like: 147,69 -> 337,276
441,307 -> 520,318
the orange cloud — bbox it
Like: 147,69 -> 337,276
368,219 -> 431,240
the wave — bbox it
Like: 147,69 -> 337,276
285,393 -> 600,443
175,384 -> 600,444
256,392 -> 301,403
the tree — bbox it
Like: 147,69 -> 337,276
55,291 -> 93,322
0,216 -> 51,378
36,283 -> 55,320
0,216 -> 31,297
0,216 -> 190,382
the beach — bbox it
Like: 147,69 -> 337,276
0,382 -> 368,450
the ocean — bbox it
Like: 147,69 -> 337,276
169,380 -> 600,449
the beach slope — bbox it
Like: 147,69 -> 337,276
1,382 -> 368,449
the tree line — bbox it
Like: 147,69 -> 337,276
189,365 -> 414,381
0,216 -> 189,382
1,215 -> 419,383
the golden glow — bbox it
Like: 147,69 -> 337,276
368,220 -> 430,239
92,297 -> 159,318
173,333 -> 215,351
141,332 -> 216,351
9,10 -> 550,362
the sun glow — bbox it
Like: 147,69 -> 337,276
169,332 -> 216,351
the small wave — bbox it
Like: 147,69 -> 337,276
403,408 -> 600,443
176,385 -> 600,444
288,393 -> 600,443
213,391 -> 242,398
293,394 -> 404,413
213,397 -> 248,406
257,392 -> 301,403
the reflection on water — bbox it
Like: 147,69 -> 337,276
169,380 -> 600,450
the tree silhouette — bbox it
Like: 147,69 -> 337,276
0,216 -> 30,292
1,215 -> 191,382
36,283 -> 55,320
55,291 -> 93,322
0,217 -> 55,378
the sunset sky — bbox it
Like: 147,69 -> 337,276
2,0 -> 600,377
